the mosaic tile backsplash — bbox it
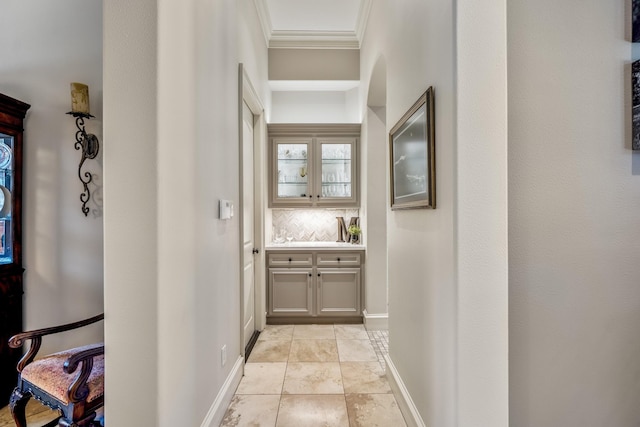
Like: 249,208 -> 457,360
272,209 -> 360,242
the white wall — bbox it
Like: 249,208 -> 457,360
0,0 -> 104,353
105,0 -> 268,425
270,91 -> 361,123
360,0 -> 508,425
238,0 -> 271,113
360,0 -> 457,424
104,0 -> 158,425
508,1 -> 640,425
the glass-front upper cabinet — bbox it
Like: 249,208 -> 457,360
0,93 -> 28,268
273,139 -> 313,202
318,139 -> 354,203
0,133 -> 14,264
269,124 -> 359,208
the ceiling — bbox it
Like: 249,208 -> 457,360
254,0 -> 372,49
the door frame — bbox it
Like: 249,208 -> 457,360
238,64 -> 266,359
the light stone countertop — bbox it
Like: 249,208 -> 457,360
265,241 -> 365,251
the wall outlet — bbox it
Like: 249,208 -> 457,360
221,345 -> 227,367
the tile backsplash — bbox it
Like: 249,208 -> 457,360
272,209 -> 359,242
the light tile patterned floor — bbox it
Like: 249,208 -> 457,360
221,324 -> 405,427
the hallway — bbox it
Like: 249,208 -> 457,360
221,324 -> 405,427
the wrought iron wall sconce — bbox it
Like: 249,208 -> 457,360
67,83 -> 99,217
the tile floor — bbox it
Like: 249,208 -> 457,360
0,326 -> 398,427
221,324 -> 406,427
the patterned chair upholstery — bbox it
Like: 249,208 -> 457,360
7,314 -> 104,427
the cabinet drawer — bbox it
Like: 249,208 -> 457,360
316,252 -> 361,267
268,252 -> 313,267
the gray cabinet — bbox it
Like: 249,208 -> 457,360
269,124 -> 360,208
317,268 -> 361,317
267,249 -> 364,322
269,268 -> 313,316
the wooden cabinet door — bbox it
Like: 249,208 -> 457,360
317,268 -> 361,317
269,268 -> 313,316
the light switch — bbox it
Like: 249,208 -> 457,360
219,199 -> 233,220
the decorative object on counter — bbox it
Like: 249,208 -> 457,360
67,83 -> 100,216
347,224 -> 361,244
390,86 -> 436,209
634,61 -> 640,150
336,216 -> 360,243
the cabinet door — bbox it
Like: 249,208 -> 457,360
315,138 -> 358,206
317,268 -> 361,317
271,138 -> 313,207
269,268 -> 313,316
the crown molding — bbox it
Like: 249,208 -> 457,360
355,0 -> 372,43
253,0 -> 370,49
269,30 -> 360,49
253,0 -> 272,48
268,123 -> 362,136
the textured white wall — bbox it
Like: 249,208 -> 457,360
508,1 -> 640,425
0,0 -> 104,353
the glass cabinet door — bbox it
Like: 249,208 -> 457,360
0,133 -> 13,265
274,139 -> 312,201
318,139 -> 355,203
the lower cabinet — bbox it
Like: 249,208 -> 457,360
269,268 -> 313,316
317,268 -> 361,316
267,250 -> 364,322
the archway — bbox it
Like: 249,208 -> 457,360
362,56 -> 388,329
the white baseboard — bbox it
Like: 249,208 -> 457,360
385,354 -> 426,427
363,309 -> 388,330
200,356 -> 244,427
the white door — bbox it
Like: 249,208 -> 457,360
242,101 -> 256,350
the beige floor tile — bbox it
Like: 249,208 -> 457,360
236,363 -> 287,395
345,393 -> 407,427
340,362 -> 391,394
334,324 -> 369,340
258,325 -> 294,341
292,324 -> 335,339
288,339 -> 339,362
337,339 -> 378,362
276,395 -> 349,427
248,340 -> 291,362
283,362 -> 344,394
221,395 -> 280,427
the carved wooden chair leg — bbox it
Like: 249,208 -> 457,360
9,388 -> 31,427
58,412 -> 97,427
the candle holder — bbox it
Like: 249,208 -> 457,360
66,111 -> 100,216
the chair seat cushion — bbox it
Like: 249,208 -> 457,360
21,343 -> 104,405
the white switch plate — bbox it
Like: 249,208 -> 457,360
219,199 -> 233,220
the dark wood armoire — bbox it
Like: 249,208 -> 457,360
0,93 -> 29,404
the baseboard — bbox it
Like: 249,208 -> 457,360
200,356 -> 244,427
363,310 -> 388,330
384,354 -> 426,427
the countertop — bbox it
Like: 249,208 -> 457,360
265,241 -> 366,251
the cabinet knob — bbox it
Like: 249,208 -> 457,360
318,273 -> 321,277
317,195 -> 320,198
337,257 -> 341,262
288,258 -> 292,262
309,195 -> 312,199
308,273 -> 312,277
